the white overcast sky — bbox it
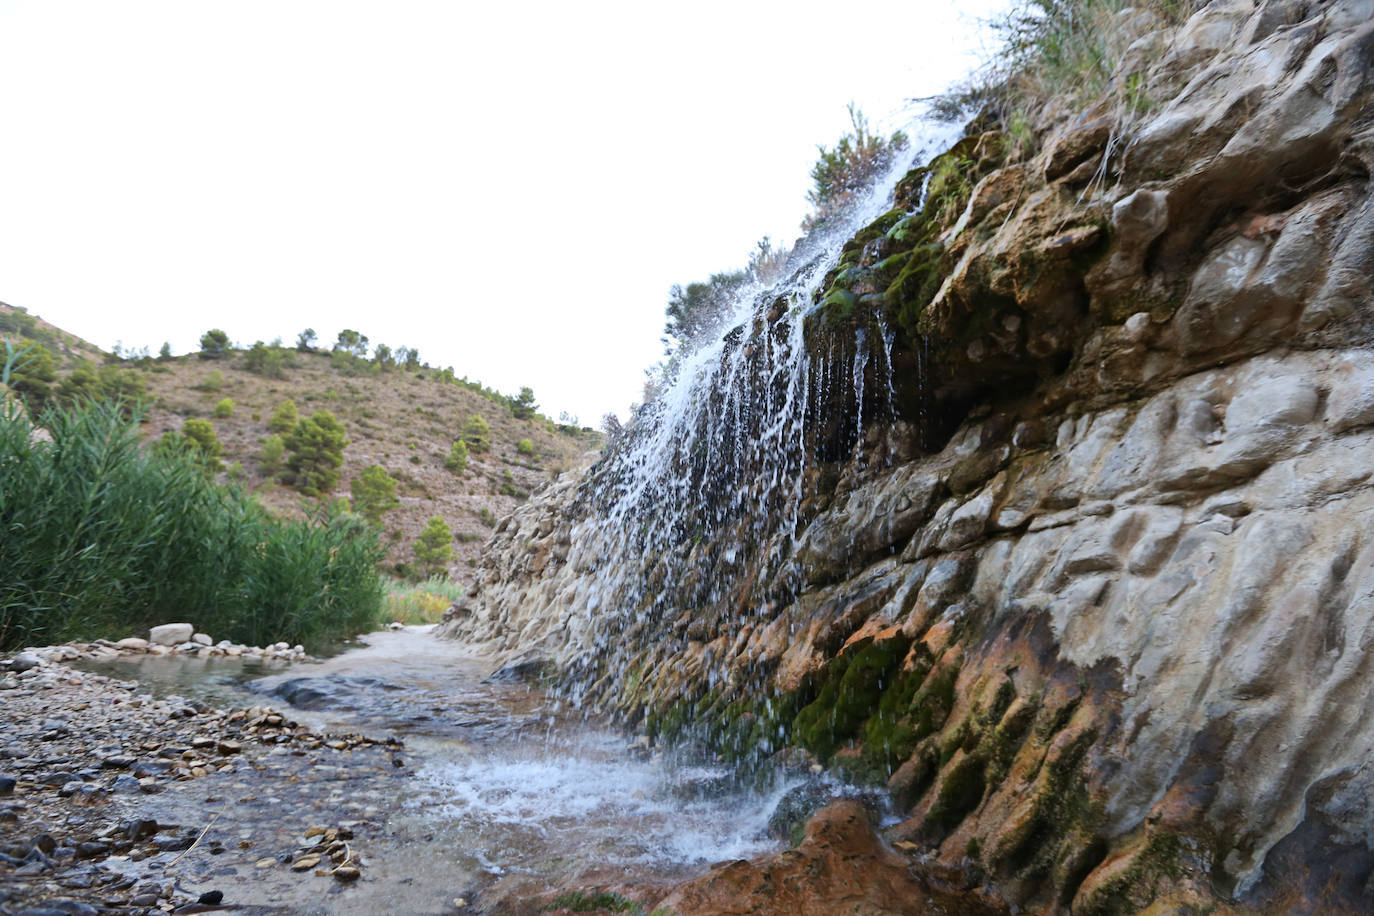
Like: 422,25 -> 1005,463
0,1 -> 1007,424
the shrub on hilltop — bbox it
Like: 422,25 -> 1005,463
198,328 -> 230,360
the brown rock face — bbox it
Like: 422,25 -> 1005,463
652,801 -> 1008,916
443,2 -> 1374,913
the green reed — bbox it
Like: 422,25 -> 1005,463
0,397 -> 384,651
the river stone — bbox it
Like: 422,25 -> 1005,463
253,675 -> 400,710
148,624 -> 193,646
191,633 -> 213,646
7,654 -> 41,673
115,637 -> 148,650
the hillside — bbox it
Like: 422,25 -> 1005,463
0,303 -> 602,584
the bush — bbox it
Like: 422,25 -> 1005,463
164,417 -> 224,476
413,516 -> 454,578
284,410 -> 348,497
213,397 -> 234,419
198,370 -> 225,392
802,104 -> 908,232
268,400 -> 299,434
97,365 -> 147,409
663,271 -> 751,356
516,438 -> 534,455
258,434 -> 286,477
444,439 -> 468,473
333,329 -> 369,358
243,340 -> 290,378
510,386 -> 537,420
461,414 -> 490,453
350,465 -> 400,525
198,329 -> 230,360
6,342 -> 57,411
158,342 -> 173,361
0,398 -> 385,651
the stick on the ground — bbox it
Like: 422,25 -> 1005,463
168,810 -> 222,868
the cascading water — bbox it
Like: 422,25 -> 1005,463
544,116 -> 964,728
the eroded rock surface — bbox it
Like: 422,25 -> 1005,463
442,1 -> 1374,912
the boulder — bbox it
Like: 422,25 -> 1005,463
148,623 -> 193,646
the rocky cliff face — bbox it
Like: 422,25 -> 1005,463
442,2 -> 1374,911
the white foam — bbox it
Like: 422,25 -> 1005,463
416,732 -> 805,868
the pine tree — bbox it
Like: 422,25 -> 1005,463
444,439 -> 468,472
268,400 -> 299,434
258,434 -> 286,478
284,410 -> 347,497
461,414 -> 490,453
413,516 -> 453,578
350,465 -> 400,525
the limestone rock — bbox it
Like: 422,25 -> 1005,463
148,623 -> 193,646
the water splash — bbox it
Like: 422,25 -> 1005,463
419,734 -> 810,870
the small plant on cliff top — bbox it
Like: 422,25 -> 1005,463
948,0 -> 1195,151
802,103 -> 909,233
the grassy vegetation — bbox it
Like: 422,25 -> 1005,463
940,0 -> 1197,155
545,891 -> 646,914
2,307 -> 602,585
383,576 -> 463,625
0,396 -> 385,651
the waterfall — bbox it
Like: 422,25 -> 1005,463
541,116 -> 963,718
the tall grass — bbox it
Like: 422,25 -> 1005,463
0,397 -> 385,651
935,0 -> 1197,153
383,575 -> 463,625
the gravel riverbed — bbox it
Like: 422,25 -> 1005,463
0,647 -> 404,916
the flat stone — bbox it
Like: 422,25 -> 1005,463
114,638 -> 148,650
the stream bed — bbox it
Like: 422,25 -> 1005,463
70,626 -> 843,914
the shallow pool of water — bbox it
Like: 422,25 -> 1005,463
75,626 -> 828,913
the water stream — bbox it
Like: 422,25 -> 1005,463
75,626 -> 867,914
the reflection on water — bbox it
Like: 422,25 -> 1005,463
70,652 -> 293,707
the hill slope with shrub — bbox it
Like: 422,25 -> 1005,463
0,303 -> 602,585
